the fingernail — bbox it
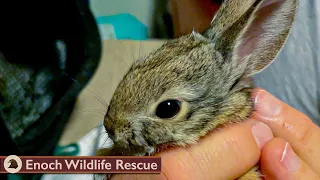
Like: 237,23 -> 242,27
280,142 -> 301,172
252,122 -> 273,149
254,90 -> 282,120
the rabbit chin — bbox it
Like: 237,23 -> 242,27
139,144 -> 175,156
127,146 -> 156,156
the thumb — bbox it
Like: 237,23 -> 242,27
260,138 -> 319,180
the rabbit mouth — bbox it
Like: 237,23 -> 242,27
153,143 -> 176,155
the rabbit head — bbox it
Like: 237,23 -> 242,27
102,0 -> 297,156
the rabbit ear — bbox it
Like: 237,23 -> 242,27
207,0 -> 257,41
232,0 -> 297,77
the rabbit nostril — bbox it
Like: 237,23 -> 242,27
105,126 -> 115,140
107,132 -> 115,142
104,126 -> 115,142
104,113 -> 116,141
104,114 -> 113,124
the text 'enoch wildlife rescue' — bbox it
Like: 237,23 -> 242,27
0,155 -> 161,174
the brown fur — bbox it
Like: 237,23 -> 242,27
100,0 -> 297,179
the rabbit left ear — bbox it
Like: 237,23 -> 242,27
232,0 -> 297,77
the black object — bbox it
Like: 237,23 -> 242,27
155,99 -> 181,119
0,0 -> 101,179
154,0 -> 174,39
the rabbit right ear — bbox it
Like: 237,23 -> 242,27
208,0 -> 257,41
231,0 -> 297,77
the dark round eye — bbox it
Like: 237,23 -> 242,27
155,99 -> 181,119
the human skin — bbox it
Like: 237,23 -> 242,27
252,88 -> 320,180
111,89 -> 320,179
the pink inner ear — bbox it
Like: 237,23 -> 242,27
236,0 -> 285,60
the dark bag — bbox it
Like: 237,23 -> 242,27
0,0 -> 101,179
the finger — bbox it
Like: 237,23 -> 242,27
261,138 -> 319,180
252,88 -> 320,175
112,120 -> 273,180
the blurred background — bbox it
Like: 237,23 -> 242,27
90,0 -> 221,39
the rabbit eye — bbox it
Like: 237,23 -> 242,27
155,99 -> 181,119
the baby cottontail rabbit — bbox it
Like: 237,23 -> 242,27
98,0 -> 297,179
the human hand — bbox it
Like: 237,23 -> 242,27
252,88 -> 320,179
111,119 -> 272,180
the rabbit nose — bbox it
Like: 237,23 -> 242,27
107,131 -> 115,142
104,114 -> 116,140
105,125 -> 115,142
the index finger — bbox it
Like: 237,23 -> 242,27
252,88 -> 320,175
